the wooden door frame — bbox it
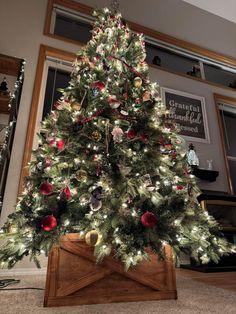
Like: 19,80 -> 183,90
214,93 -> 236,195
18,45 -> 76,195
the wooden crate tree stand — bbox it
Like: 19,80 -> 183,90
44,234 -> 177,307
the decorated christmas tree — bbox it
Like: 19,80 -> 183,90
0,8 -> 234,270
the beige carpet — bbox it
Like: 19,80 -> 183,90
0,273 -> 235,314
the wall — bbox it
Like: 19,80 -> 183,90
0,0 -> 236,269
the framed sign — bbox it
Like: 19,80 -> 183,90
161,87 -> 210,143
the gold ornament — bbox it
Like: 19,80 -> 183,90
85,230 -> 102,246
71,102 -> 81,111
92,131 -> 102,142
134,77 -> 142,88
76,169 -> 88,182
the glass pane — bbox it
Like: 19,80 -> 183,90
146,44 -> 200,77
204,63 -> 236,88
228,159 -> 236,194
219,109 -> 236,156
42,67 -> 71,119
54,14 -> 92,44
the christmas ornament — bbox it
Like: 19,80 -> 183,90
90,186 -> 103,211
140,133 -> 149,144
56,139 -> 65,151
71,101 -> 81,111
120,110 -> 128,116
176,185 -> 184,191
85,230 -> 102,246
108,95 -> 121,109
141,211 -> 157,228
126,128 -> 136,140
111,126 -> 123,143
91,186 -> 103,200
39,182 -> 53,195
141,174 -> 155,191
92,131 -> 102,142
90,196 -> 102,211
164,143 -> 173,151
133,77 -> 142,88
41,215 -> 57,231
76,169 -> 88,182
92,81 -> 106,93
55,99 -> 71,110
134,98 -> 142,109
142,91 -> 151,102
36,161 -> 43,171
61,186 -> 72,199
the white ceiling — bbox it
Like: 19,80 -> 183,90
182,0 -> 236,24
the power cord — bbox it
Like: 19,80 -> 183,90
0,279 -> 44,290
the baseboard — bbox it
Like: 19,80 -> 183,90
0,267 -> 47,276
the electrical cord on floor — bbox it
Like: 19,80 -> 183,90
0,279 -> 44,290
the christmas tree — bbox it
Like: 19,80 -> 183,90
0,8 -> 234,270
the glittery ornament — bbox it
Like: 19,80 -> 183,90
41,215 -> 57,231
126,128 -> 136,140
76,169 -> 88,182
85,230 -> 102,246
39,182 -> 53,195
71,102 -> 81,111
92,131 -> 102,142
134,77 -> 142,88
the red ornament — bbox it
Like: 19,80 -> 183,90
49,139 -> 56,147
164,143 -> 173,151
126,129 -> 136,140
39,182 -> 53,195
176,185 -> 184,191
41,215 -> 57,231
61,186 -> 71,199
141,211 -> 157,228
56,139 -> 65,151
108,95 -> 121,109
140,133 -> 149,144
92,81 -> 106,92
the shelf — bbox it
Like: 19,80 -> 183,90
192,167 -> 219,182
0,94 -> 10,114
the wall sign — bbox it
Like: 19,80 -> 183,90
161,87 -> 210,143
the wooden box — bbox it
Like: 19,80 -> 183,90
44,234 -> 177,307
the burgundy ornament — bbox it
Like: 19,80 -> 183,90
45,158 -> 52,168
39,182 -> 53,195
126,128 -> 136,140
61,186 -> 71,199
141,211 -> 157,228
41,215 -> 57,231
176,185 -> 184,191
140,133 -> 149,144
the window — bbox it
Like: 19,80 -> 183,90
44,0 -> 236,91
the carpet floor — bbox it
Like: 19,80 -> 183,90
0,272 -> 235,314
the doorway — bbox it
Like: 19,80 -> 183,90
215,94 -> 236,194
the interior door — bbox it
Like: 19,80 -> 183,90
216,95 -> 236,194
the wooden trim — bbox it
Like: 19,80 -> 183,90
44,0 -> 236,69
151,64 -> 236,93
214,93 -> 236,195
18,45 -> 76,196
0,53 -> 22,76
